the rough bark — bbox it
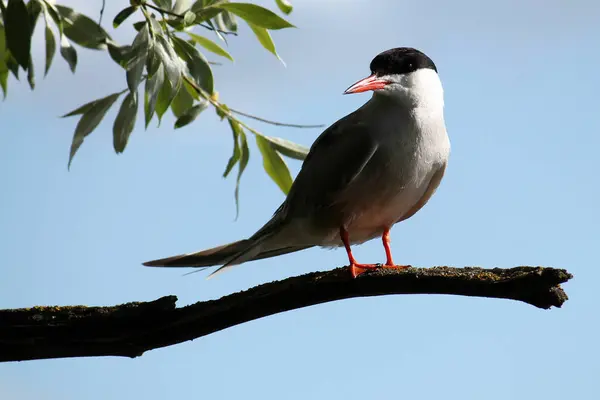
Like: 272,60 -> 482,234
0,265 -> 572,362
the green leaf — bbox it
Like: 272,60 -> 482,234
155,74 -> 173,124
216,103 -> 229,120
27,0 -> 42,33
0,30 -> 8,95
216,3 -> 294,30
174,101 -> 208,128
190,0 -> 209,13
113,91 -> 138,153
170,83 -> 194,118
188,32 -> 233,61
223,119 -> 240,178
183,10 -> 196,26
59,34 -> 77,73
55,5 -> 110,49
61,90 -> 124,117
235,126 -> 249,218
247,22 -> 277,57
191,0 -> 223,22
62,101 -> 98,118
171,35 -> 213,94
152,0 -> 173,10
148,15 -> 164,38
0,25 -> 7,71
5,55 -> 19,79
0,64 -> 8,99
222,117 -> 250,217
43,25 -> 55,76
42,0 -> 63,35
0,22 -> 19,81
155,34 -> 183,98
275,0 -> 292,14
183,79 -> 200,100
125,23 -> 150,69
106,40 -> 132,68
144,63 -> 164,127
172,0 -> 192,15
4,0 -> 32,69
132,20 -> 146,31
259,135 -> 308,160
194,8 -> 222,24
164,17 -> 185,32
0,25 -> 6,60
113,6 -> 137,29
26,53 -> 33,89
215,10 -> 237,33
66,92 -> 123,168
145,47 -> 161,78
126,24 -> 151,92
255,135 -> 293,194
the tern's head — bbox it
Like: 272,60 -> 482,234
344,47 -> 443,107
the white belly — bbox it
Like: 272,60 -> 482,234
344,168 -> 438,243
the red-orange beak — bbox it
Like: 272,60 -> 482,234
344,74 -> 390,94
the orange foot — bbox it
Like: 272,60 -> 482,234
351,263 -> 411,278
350,263 -> 379,278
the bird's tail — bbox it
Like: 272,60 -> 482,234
143,235 -> 312,278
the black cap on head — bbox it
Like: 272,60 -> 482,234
370,47 -> 437,77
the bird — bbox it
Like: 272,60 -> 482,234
144,47 -> 451,279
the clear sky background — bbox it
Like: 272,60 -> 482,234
1,0 -> 599,398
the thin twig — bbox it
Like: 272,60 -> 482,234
229,108 -> 325,129
198,22 -> 237,36
143,2 -> 237,36
183,76 -> 323,134
187,79 -> 260,135
99,0 -> 106,27
143,2 -> 184,18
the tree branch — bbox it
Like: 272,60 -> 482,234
0,266 -> 572,363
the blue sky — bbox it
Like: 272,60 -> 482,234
1,0 -> 599,398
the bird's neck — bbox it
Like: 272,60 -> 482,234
371,69 -> 445,114
368,89 -> 444,118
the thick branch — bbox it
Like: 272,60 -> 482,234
0,266 -> 572,362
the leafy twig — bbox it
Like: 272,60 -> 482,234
142,2 -> 237,36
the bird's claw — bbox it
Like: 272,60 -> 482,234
350,263 -> 380,278
350,263 -> 411,278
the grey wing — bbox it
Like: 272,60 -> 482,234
276,112 -> 379,222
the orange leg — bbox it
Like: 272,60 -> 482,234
382,227 -> 395,266
382,227 -> 410,270
340,227 -> 379,278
